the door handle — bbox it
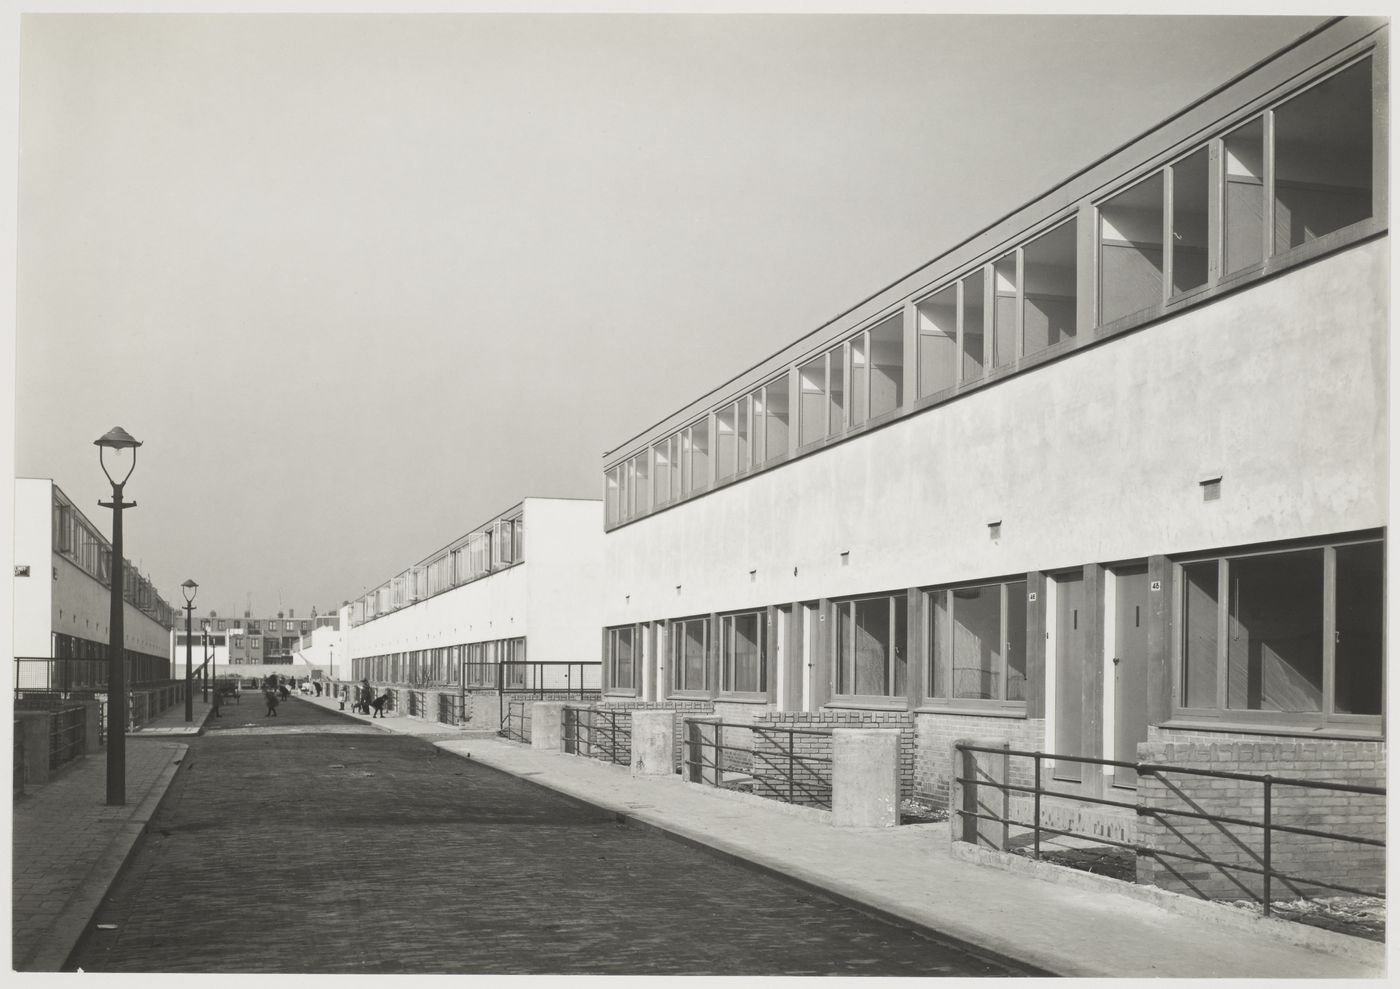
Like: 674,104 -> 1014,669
1111,656 -> 1122,666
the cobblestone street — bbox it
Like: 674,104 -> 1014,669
70,698 -> 1021,975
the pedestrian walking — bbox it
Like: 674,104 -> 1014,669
264,686 -> 280,717
210,681 -> 222,719
371,692 -> 389,718
338,685 -> 347,711
278,680 -> 290,701
359,678 -> 373,715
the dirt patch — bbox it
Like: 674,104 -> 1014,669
1010,845 -> 1136,882
899,800 -> 948,826
1233,896 -> 1386,944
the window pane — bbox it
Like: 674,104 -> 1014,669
892,594 -> 908,696
613,627 -> 634,689
1005,580 -> 1027,701
1181,561 -> 1219,708
736,395 -> 750,471
715,404 -> 737,480
1274,59 -> 1372,254
1021,220 -> 1077,359
961,270 -> 985,382
749,389 -> 765,466
727,612 -> 765,693
679,619 -> 706,691
605,468 -> 619,525
633,454 -> 649,514
951,583 -> 1000,699
1334,541 -> 1383,715
680,430 -> 693,494
1170,148 -> 1210,294
917,285 -> 958,397
1227,549 -> 1323,712
992,253 -> 1017,369
828,344 -> 846,435
799,356 -> 826,446
764,376 -> 789,462
690,420 -> 709,488
1224,118 -> 1265,275
852,597 -> 891,696
653,440 -> 671,504
850,334 -> 867,427
868,313 -> 903,418
1099,172 -> 1164,324
929,591 -> 947,698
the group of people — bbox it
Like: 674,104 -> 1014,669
261,674 -> 290,716
347,678 -> 389,718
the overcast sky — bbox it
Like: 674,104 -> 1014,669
9,9 -> 1324,619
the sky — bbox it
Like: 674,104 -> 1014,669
7,6 -> 1326,620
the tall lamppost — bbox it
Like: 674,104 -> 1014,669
203,621 -> 212,701
329,644 -> 335,686
96,426 -> 141,806
181,580 -> 198,721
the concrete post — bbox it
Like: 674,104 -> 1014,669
531,701 -> 569,753
631,709 -> 676,777
82,700 -> 102,754
16,712 -> 51,784
832,728 -> 900,827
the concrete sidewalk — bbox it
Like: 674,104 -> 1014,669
317,694 -> 1385,979
11,696 -> 214,971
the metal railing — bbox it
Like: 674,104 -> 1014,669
501,698 -> 531,743
49,706 -> 86,772
953,743 -> 1386,916
682,719 -> 836,808
562,705 -> 630,766
437,692 -> 461,726
14,656 -> 171,693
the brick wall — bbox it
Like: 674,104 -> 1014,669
1136,734 -> 1386,903
914,713 -> 1045,810
601,699 -> 715,770
750,712 -> 914,808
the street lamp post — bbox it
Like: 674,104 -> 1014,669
181,580 -> 198,722
203,621 -> 211,702
96,426 -> 141,806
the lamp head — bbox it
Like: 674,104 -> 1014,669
95,427 -> 142,487
181,579 -> 198,606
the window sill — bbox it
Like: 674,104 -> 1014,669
602,688 -> 639,699
715,693 -> 772,705
668,690 -> 713,702
915,704 -> 1028,719
825,698 -> 910,713
1160,719 -> 1384,742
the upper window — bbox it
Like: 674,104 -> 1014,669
1273,59 -> 1372,254
1176,536 -> 1382,727
1098,56 -> 1374,327
720,610 -> 767,694
834,592 -> 907,698
799,315 -> 904,447
670,616 -> 710,694
926,579 -> 1028,707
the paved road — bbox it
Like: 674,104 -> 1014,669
70,698 -> 1024,976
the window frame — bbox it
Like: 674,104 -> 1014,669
718,609 -> 769,699
668,615 -> 712,697
1169,533 -> 1384,732
830,591 -> 910,703
923,576 -> 1030,713
604,624 -> 639,695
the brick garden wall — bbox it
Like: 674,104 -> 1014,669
914,713 -> 1045,811
600,699 -> 715,770
1136,732 -> 1386,903
750,711 -> 914,807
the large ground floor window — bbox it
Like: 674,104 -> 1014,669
834,593 -> 907,698
1177,535 -> 1382,726
605,625 -> 637,692
670,616 -> 710,693
927,578 -> 1027,706
720,610 -> 767,694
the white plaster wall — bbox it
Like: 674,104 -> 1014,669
13,478 -> 55,656
521,498 -> 604,663
604,239 -> 1388,624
